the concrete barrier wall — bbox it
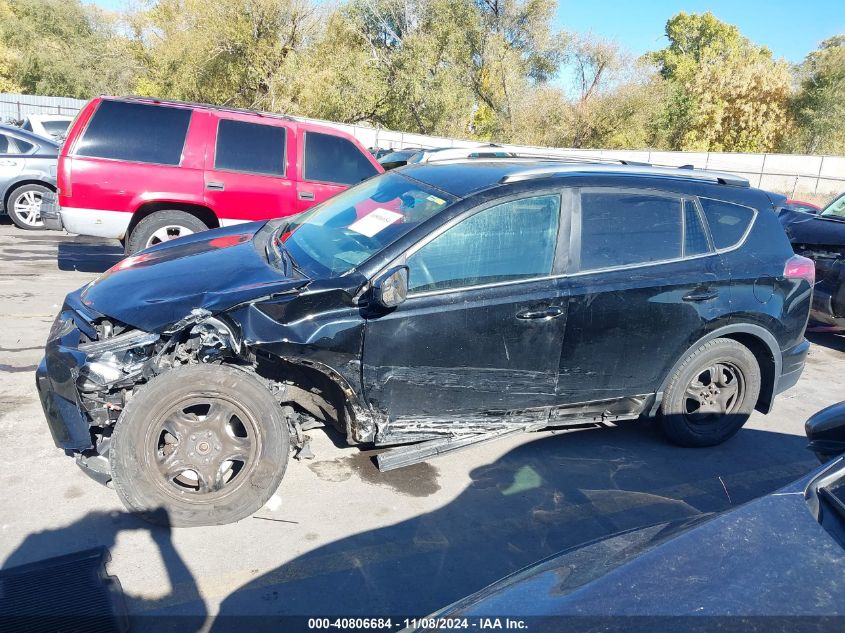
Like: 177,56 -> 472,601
3,93 -> 842,197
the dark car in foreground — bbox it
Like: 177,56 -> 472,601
408,404 -> 845,632
37,159 -> 812,526
0,123 -> 58,230
780,192 -> 845,330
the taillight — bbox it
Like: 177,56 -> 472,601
57,156 -> 72,198
784,254 -> 815,285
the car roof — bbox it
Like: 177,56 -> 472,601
399,159 -> 751,198
0,123 -> 59,147
97,96 -> 360,139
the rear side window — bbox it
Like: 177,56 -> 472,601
304,132 -> 378,185
579,191 -> 685,270
684,200 -> 711,256
215,119 -> 285,176
699,198 -> 756,249
76,101 -> 191,166
407,194 -> 560,292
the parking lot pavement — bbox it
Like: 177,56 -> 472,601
2,219 -> 845,627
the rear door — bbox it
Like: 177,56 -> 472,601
362,191 -> 570,428
558,187 -> 729,404
295,131 -> 380,212
203,115 -> 297,223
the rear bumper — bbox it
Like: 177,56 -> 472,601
775,338 -> 810,395
59,206 -> 132,239
40,192 -> 63,231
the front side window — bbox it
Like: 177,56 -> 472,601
215,119 -> 285,176
304,132 -> 378,185
699,198 -> 756,249
579,190 -> 686,270
277,172 -> 453,277
76,100 -> 191,165
406,195 -> 561,293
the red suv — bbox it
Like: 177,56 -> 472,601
44,97 -> 383,253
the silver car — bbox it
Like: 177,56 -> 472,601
0,123 -> 58,230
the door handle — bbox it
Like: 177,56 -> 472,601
682,288 -> 718,302
516,306 -> 564,320
206,181 -> 225,191
0,159 -> 17,166
298,191 -> 315,201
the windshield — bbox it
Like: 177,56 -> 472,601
821,193 -> 845,219
274,172 -> 454,277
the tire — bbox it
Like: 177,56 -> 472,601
659,338 -> 761,448
110,364 -> 290,527
126,210 -> 208,254
7,183 -> 51,230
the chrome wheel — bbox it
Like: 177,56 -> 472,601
146,225 -> 194,248
12,190 -> 44,228
150,397 -> 258,501
683,362 -> 745,423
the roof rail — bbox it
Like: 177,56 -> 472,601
500,162 -> 750,188
116,95 -> 297,122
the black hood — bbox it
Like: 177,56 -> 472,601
780,209 -> 845,248
79,223 -> 309,333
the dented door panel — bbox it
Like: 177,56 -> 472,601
362,278 -> 567,422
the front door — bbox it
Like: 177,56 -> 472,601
362,193 -> 569,428
295,131 -> 380,212
559,187 -> 730,404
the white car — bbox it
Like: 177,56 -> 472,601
20,114 -> 74,141
407,144 -> 517,164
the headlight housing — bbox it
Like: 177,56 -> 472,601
77,329 -> 159,392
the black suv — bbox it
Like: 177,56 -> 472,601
37,160 -> 813,526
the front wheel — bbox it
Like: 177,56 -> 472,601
659,338 -> 761,447
110,364 -> 290,526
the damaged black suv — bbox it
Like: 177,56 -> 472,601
37,159 -> 814,526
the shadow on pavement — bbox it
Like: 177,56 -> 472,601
1,509 -> 205,633
807,331 -> 845,353
57,239 -> 124,273
211,422 -> 817,627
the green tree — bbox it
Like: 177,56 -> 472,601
0,0 -> 135,98
786,36 -> 845,154
649,12 -> 792,152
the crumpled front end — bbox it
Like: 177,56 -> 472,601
36,291 -> 244,483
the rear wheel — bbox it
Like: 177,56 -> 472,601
110,364 -> 290,526
126,210 -> 208,254
7,183 -> 50,230
659,338 -> 761,447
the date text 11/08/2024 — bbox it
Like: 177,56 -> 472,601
307,617 -> 529,630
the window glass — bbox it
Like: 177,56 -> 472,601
76,100 -> 191,165
0,134 -> 11,153
580,191 -> 683,270
304,132 -> 378,185
279,172 -> 453,277
699,198 -> 756,249
684,200 -> 711,256
43,120 -> 70,136
214,119 -> 285,176
406,195 -> 560,292
821,193 -> 845,219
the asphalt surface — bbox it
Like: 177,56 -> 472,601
2,218 -> 845,630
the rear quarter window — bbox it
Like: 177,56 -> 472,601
75,101 -> 192,166
699,198 -> 756,250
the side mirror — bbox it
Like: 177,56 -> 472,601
372,266 -> 409,309
806,402 -> 845,463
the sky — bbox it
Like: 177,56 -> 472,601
556,0 -> 845,63
88,0 -> 844,64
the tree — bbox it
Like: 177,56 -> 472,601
0,0 -> 135,98
131,0 -> 319,109
649,12 -> 792,152
786,36 -> 845,155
